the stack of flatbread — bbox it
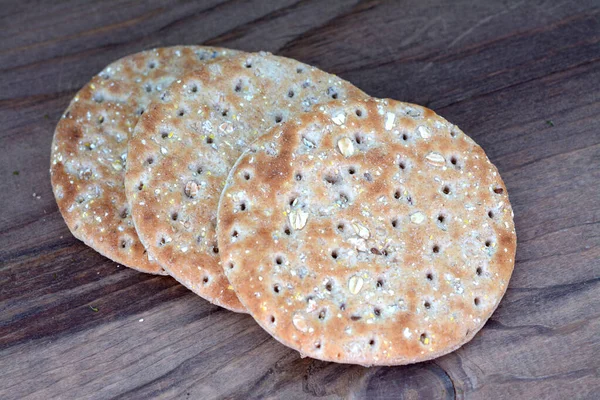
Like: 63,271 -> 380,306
51,46 -> 516,366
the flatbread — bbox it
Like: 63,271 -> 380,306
217,97 -> 517,365
125,52 -> 366,311
50,46 -> 239,274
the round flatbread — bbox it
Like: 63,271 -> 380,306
217,97 -> 517,365
51,46 -> 239,274
125,52 -> 366,311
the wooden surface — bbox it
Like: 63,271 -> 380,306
1,0 -> 599,398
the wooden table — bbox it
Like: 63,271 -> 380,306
1,1 -> 599,398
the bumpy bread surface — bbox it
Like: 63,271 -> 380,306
51,46 -> 239,274
217,98 -> 517,365
125,52 -> 366,311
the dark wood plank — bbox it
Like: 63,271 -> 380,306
1,0 -> 599,399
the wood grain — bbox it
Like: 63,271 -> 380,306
1,0 -> 599,399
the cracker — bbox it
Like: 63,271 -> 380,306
50,46 -> 239,274
217,97 -> 517,365
125,52 -> 366,311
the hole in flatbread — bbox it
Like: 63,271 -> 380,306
398,160 -> 406,170
488,210 -> 494,219
273,284 -> 281,293
437,214 -> 445,223
374,308 -> 381,317
190,85 -> 198,93
227,262 -> 234,269
202,276 -> 209,284
238,202 -> 247,211
295,172 -> 303,181
339,192 -> 349,204
146,156 -> 154,165
391,218 -> 398,228
355,109 -> 363,117
318,309 -> 326,320
369,339 -> 375,346
212,245 -> 219,254
270,315 -> 276,323
145,84 -> 152,93
493,187 -> 504,194
98,116 -> 104,124
402,132 -> 410,141
171,212 -> 178,221
244,61 -> 252,68
394,190 -> 401,199
242,171 -> 251,180
231,230 -> 239,238
275,114 -> 283,123
420,333 -> 428,344
451,130 -> 458,138
376,279 -> 384,288
120,240 -> 127,249
331,250 -> 339,259
221,109 -> 229,117
339,303 -> 346,311
432,245 -> 440,253
350,315 -> 361,321
138,108 -> 145,115
296,67 -> 304,73
120,208 -> 129,219
363,172 -> 373,182
234,80 -> 242,92
177,110 -> 185,117
354,133 -> 363,145
275,256 -> 284,265
137,182 -> 144,191
148,62 -> 156,69
474,297 -> 481,306
370,247 -> 382,255
288,90 -> 294,98
325,281 -> 333,291
485,240 -> 492,247
196,166 -> 203,175
476,267 -> 483,276
288,196 -> 297,206
443,185 -> 451,195
324,174 -> 339,185
424,301 -> 431,309
161,132 -> 169,139
327,87 -> 338,99
159,237 -> 166,246
450,156 -> 458,166
426,273 -> 434,281
284,227 -> 291,236
206,137 -> 214,144
337,223 -> 345,232
348,167 -> 356,175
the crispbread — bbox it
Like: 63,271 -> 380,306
125,52 -> 366,311
217,97 -> 517,365
50,46 -> 239,274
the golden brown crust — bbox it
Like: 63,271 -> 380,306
125,52 -> 367,311
50,46 -> 239,274
217,98 -> 516,365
